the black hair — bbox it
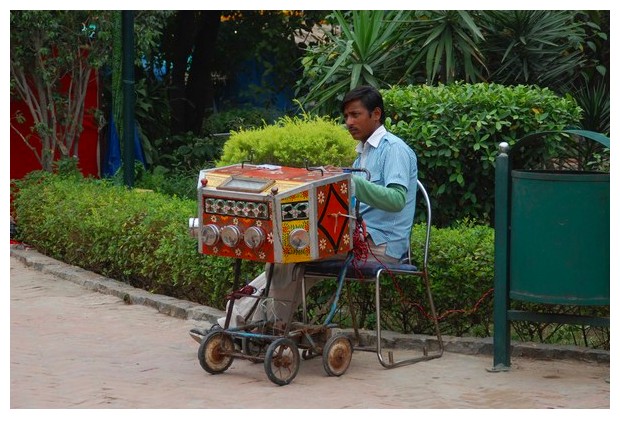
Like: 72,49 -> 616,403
341,85 -> 385,124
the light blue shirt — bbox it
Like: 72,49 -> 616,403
352,126 -> 418,259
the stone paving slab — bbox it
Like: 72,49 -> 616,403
8,246 -> 611,416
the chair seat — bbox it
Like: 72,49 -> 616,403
303,259 -> 418,279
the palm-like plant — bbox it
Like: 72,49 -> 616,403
404,10 -> 487,84
480,10 -> 587,90
572,79 -> 609,134
296,10 -> 412,116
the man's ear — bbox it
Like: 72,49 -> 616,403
371,107 -> 382,121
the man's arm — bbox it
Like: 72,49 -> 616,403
351,175 -> 407,212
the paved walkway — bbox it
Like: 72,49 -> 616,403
8,247 -> 611,419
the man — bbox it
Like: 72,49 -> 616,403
342,85 -> 418,264
190,85 -> 417,341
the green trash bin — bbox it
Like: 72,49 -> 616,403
510,170 -> 610,305
492,129 -> 610,370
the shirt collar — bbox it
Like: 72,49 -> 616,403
355,125 -> 387,153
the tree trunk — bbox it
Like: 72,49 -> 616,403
167,11 -> 196,136
185,11 -> 221,134
166,11 -> 221,136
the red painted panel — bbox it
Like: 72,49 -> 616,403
10,71 -> 100,180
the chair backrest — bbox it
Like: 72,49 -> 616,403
404,180 -> 431,270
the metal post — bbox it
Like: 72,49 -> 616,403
492,142 -> 511,371
122,11 -> 135,188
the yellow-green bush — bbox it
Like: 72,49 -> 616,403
218,114 -> 357,167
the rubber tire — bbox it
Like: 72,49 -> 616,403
264,338 -> 300,386
322,334 -> 353,377
198,331 -> 235,374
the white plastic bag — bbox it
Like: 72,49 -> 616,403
217,272 -> 268,328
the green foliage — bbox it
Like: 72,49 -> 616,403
572,80 -> 610,135
414,221 -> 495,336
480,10 -> 587,90
10,11 -> 115,171
510,302 -> 609,349
202,107 -> 281,135
406,11 -> 487,84
296,10 -> 606,120
215,11 -> 323,109
154,133 -> 222,171
132,164 -> 197,201
11,174 -> 608,348
11,173 -> 263,307
218,114 -> 357,167
297,10 -> 411,116
138,108 -> 286,200
382,83 -> 583,226
152,108 -> 281,171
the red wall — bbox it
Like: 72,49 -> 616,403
10,71 -> 101,180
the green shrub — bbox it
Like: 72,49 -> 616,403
136,109 -> 287,199
133,164 -> 197,201
11,172 -> 263,307
415,220 -> 495,336
382,83 -> 583,226
12,173 -> 492,336
312,221 -> 496,337
12,173 -> 607,348
218,113 -> 357,167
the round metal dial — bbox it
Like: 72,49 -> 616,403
220,225 -> 242,247
202,224 -> 220,246
289,228 -> 310,250
244,226 -> 265,249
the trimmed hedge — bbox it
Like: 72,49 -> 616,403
12,172 -> 608,348
11,172 -> 262,307
11,173 -> 495,337
383,83 -> 582,226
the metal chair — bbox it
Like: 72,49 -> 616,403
301,180 -> 444,368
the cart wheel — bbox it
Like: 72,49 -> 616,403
322,334 -> 353,377
198,331 -> 235,374
264,338 -> 300,386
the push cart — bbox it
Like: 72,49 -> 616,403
197,254 -> 355,385
190,163 -> 365,385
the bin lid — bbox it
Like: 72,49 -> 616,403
512,170 -> 610,181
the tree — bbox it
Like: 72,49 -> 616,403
480,10 -> 587,90
296,10 -> 412,116
295,10 -> 488,116
405,10 -> 487,85
214,10 -> 324,111
10,11 -> 114,171
297,10 -> 608,126
162,11 -> 222,135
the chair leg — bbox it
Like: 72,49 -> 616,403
374,269 -> 443,369
423,271 -> 444,355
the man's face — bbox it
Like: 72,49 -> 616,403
343,99 -> 381,142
